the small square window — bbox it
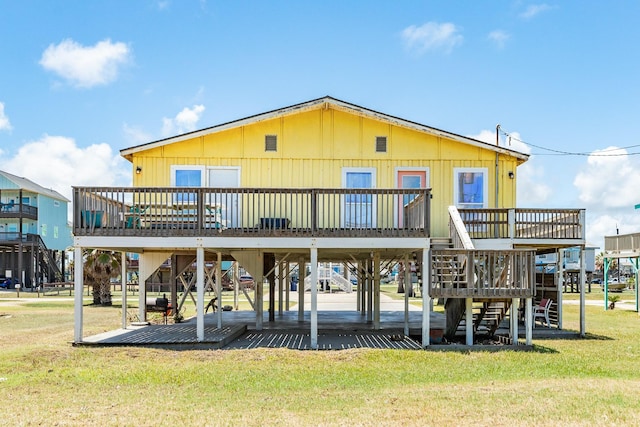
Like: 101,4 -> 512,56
375,136 -> 387,153
265,135 -> 277,152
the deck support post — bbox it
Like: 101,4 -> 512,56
233,262 -> 239,311
196,246 -> 205,341
580,247 -> 586,337
465,298 -> 473,346
285,260 -> 290,312
216,251 -> 222,329
298,257 -> 305,322
510,298 -> 519,345
121,251 -> 127,329
355,261 -> 365,316
138,267 -> 146,323
310,246 -> 318,349
422,249 -> 431,348
525,297 -> 532,345
558,248 -> 565,329
73,246 -> 84,343
278,261 -> 284,315
255,251 -> 264,330
404,254 -> 410,337
635,258 -> 639,313
170,255 -> 178,323
373,251 -> 380,329
366,258 -> 373,323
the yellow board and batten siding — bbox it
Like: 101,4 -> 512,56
130,103 -> 522,237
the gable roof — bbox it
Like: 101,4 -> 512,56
120,96 -> 530,163
0,170 -> 69,202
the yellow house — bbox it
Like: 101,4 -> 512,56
122,96 -> 525,238
72,96 -> 586,349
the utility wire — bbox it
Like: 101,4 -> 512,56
498,127 -> 640,157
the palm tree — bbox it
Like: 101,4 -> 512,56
84,249 -> 121,306
595,252 -> 604,272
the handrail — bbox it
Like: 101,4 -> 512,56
448,206 -> 474,249
429,248 -> 536,298
457,208 -> 584,241
72,186 -> 432,238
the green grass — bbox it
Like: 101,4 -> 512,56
1,290 -> 640,426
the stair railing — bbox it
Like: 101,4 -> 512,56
448,206 -> 474,250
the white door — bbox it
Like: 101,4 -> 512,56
342,168 -> 376,228
396,169 -> 428,227
208,167 -> 240,227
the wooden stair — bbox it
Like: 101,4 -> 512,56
454,299 -> 512,337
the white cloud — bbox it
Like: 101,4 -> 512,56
39,39 -> 132,88
401,22 -> 463,54
123,123 -> 152,145
516,160 -> 552,206
574,147 -> 640,210
162,104 -> 206,136
520,4 -> 553,20
468,129 -> 547,205
0,102 -> 12,131
4,135 -> 131,204
573,147 -> 640,250
488,30 -> 510,49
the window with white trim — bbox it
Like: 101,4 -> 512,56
171,165 -> 205,203
342,167 -> 376,228
453,168 -> 488,209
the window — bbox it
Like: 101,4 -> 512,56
53,201 -> 60,207
453,168 -> 488,209
375,136 -> 387,153
265,135 -> 277,152
342,168 -> 376,228
171,165 -> 205,203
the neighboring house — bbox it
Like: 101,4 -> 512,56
602,232 -> 640,312
0,170 -> 72,286
71,96 -> 586,347
536,244 -> 598,292
536,245 -> 597,272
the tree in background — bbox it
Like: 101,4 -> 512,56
84,249 -> 121,306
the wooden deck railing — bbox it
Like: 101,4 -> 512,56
0,202 -> 38,220
604,232 -> 640,254
72,187 -> 431,238
457,208 -> 585,241
429,249 -> 536,298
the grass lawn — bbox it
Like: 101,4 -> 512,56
1,288 -> 640,426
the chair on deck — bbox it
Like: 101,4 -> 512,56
125,206 -> 144,229
533,298 -> 552,328
2,200 -> 14,212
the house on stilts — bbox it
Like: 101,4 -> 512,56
1,170 -> 71,288
72,96 -> 587,348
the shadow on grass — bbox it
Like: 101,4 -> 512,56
530,331 -> 613,341
528,344 -> 559,354
580,332 -> 614,341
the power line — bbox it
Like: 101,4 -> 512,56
498,127 -> 640,156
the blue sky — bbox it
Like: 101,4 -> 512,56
1,0 -> 639,250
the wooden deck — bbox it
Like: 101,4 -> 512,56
77,308 -> 441,350
73,186 -> 431,238
75,307 -> 574,350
